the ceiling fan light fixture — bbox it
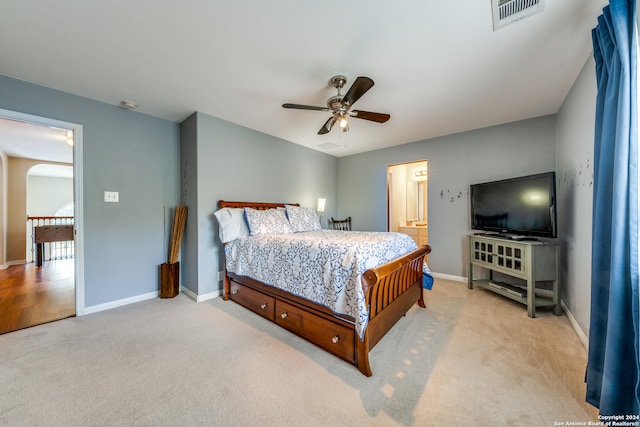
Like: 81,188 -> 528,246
339,115 -> 348,129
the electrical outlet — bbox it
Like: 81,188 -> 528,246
104,191 -> 119,203
218,271 -> 224,281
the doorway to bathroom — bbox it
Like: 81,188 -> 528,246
387,160 -> 428,247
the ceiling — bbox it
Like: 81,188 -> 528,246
0,1 -> 607,158
0,118 -> 73,178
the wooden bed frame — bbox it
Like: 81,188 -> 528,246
218,200 -> 432,376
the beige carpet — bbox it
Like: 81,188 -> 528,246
0,278 -> 598,426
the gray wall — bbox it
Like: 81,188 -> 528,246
337,115 -> 557,277
0,75 -> 180,308
180,113 -> 199,296
181,112 -> 338,296
556,55 -> 597,339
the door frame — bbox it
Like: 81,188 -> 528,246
0,108 -> 85,315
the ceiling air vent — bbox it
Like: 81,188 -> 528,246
317,142 -> 340,150
492,0 -> 545,31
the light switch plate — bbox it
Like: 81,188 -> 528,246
104,191 -> 119,203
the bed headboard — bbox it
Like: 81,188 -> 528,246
218,200 -> 300,210
217,200 -> 301,302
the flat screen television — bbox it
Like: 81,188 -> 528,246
470,172 -> 557,239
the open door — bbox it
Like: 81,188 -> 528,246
0,109 -> 84,333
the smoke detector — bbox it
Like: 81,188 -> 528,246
120,100 -> 138,110
492,0 -> 545,31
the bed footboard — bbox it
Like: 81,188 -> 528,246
357,244 -> 432,376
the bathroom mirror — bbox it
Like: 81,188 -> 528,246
387,160 -> 428,232
406,181 -> 427,222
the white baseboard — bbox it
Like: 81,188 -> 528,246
81,286 -> 221,316
431,272 -> 467,283
82,291 -> 158,315
562,300 -> 588,350
181,286 -> 198,301
181,286 -> 221,302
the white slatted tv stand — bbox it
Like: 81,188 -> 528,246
468,234 -> 561,317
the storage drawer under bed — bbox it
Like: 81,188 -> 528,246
275,299 -> 355,363
229,281 -> 275,321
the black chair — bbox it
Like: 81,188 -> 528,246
329,216 -> 351,231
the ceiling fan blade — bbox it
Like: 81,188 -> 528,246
318,116 -> 337,135
282,103 -> 327,111
352,110 -> 390,123
341,77 -> 374,107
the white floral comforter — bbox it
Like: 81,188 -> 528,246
224,230 -> 422,339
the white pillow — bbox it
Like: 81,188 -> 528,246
285,205 -> 322,232
244,207 -> 293,236
213,208 -> 249,243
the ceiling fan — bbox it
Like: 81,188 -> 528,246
282,75 -> 390,135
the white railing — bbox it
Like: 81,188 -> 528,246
27,216 -> 74,265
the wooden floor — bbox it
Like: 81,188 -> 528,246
0,259 -> 75,335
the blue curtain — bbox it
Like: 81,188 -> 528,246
587,0 -> 639,416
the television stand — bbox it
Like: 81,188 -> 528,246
468,235 -> 560,317
508,235 -> 541,242
477,232 -> 541,242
